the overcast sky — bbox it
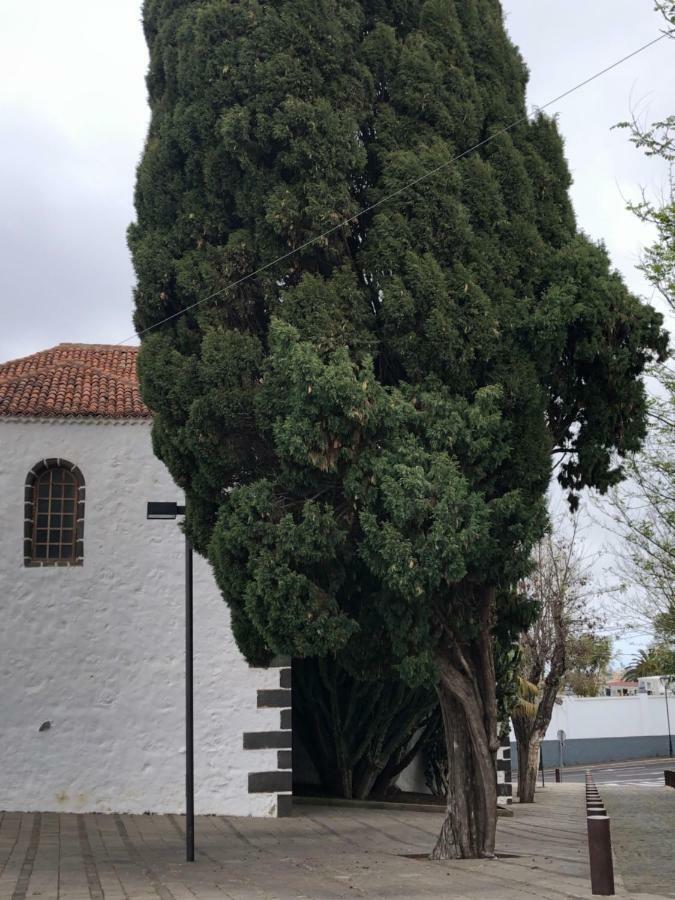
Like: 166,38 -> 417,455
1,1 -> 673,662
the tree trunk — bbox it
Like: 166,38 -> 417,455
513,717 -> 541,803
514,603 -> 567,803
432,591 -> 500,859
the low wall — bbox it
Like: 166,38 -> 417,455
514,734 -> 671,768
510,694 -> 673,769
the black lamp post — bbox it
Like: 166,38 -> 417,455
660,675 -> 673,758
147,501 -> 194,862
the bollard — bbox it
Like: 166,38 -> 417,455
665,770 -> 674,788
555,767 -> 561,783
587,816 -> 615,896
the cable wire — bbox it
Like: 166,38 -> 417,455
121,28 -> 673,345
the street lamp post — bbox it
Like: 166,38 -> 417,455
660,675 -> 673,758
147,501 -> 194,862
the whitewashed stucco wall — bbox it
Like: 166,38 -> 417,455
516,694 -> 672,742
0,418 -> 280,816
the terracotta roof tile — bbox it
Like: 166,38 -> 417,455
0,344 -> 151,419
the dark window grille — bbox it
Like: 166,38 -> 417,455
24,459 -> 84,566
32,468 -> 78,561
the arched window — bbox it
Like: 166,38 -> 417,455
24,459 -> 85,566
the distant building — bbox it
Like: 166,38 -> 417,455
638,675 -> 671,696
604,679 -> 638,697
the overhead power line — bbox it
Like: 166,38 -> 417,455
121,29 -> 673,345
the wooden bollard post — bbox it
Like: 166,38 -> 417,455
555,767 -> 561,783
587,815 -> 615,895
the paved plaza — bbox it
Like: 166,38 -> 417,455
0,782 -> 671,899
602,784 -> 675,900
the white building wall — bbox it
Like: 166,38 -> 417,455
0,418 -> 280,816
529,694 -> 672,742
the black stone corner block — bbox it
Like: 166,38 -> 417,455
277,794 -> 293,817
248,771 -> 292,794
280,709 -> 292,730
497,783 -> 512,797
277,750 -> 292,769
269,655 -> 291,668
257,689 -> 292,708
279,668 -> 291,689
497,759 -> 510,772
243,731 -> 292,750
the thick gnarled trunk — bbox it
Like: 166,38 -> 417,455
431,687 -> 498,858
432,587 -> 499,859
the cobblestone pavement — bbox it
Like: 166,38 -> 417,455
0,785 -> 605,900
602,784 -> 675,899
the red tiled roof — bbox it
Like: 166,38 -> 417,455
0,344 -> 151,419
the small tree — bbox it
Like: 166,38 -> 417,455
564,632 -> 612,697
512,519 -> 602,802
606,3 -> 674,636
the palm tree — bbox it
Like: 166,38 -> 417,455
624,646 -> 674,680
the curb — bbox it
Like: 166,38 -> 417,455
292,795 -> 514,816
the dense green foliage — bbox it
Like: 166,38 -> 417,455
130,2 -> 666,853
131,0 -> 666,682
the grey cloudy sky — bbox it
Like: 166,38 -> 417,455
1,1 -> 673,660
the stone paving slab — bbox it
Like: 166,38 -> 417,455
0,785 -> 614,899
602,784 -> 675,899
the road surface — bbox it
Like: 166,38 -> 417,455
542,757 -> 673,787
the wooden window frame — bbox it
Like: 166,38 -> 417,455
24,459 -> 85,567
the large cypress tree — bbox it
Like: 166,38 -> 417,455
130,0 -> 667,857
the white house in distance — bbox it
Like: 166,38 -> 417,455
0,343 -> 292,817
638,675 -> 672,696
604,679 -> 638,697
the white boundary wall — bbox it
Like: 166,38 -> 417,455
527,694 -> 671,742
510,694 -> 673,766
0,418 -> 279,816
